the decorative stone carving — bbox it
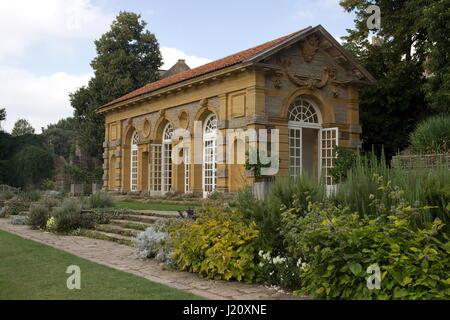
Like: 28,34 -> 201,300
158,109 -> 165,117
199,98 -> 208,107
270,71 -> 283,89
300,35 -> 320,62
278,57 -> 348,98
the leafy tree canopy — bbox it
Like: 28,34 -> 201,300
70,11 -> 163,159
339,0 -> 449,157
11,118 -> 35,136
0,108 -> 5,122
42,117 -> 77,159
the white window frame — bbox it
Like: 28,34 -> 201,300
203,114 -> 217,197
162,123 -> 173,193
130,131 -> 139,191
319,127 -> 339,186
288,98 -> 322,177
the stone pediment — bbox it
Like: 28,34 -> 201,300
248,25 -> 375,86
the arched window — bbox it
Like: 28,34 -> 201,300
288,98 -> 321,125
130,131 -> 139,191
288,98 -> 322,177
203,114 -> 217,196
162,123 -> 173,192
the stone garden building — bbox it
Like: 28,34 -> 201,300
98,25 -> 375,196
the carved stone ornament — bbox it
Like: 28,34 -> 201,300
278,57 -> 345,97
158,109 -> 165,117
199,98 -> 208,107
271,71 -> 283,89
300,35 -> 320,62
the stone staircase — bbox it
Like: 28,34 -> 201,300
82,210 -> 180,246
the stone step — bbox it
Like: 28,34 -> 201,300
81,230 -> 135,247
120,214 -> 165,224
94,224 -> 139,238
127,210 -> 181,219
109,219 -> 150,231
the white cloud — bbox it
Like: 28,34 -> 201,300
160,47 -> 211,69
0,66 -> 92,133
0,0 -> 113,61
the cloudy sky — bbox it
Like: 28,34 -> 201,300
0,0 -> 355,133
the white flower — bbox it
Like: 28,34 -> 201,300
296,258 -> 302,267
269,271 -> 274,276
258,250 -> 264,257
259,262 -> 264,267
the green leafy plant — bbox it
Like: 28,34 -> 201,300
329,146 -> 357,183
244,147 -> 276,178
170,208 -> 261,282
410,114 -> 450,154
281,176 -> 450,300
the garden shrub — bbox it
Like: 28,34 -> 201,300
89,192 -> 115,208
170,208 -> 261,282
258,251 -> 302,290
51,198 -> 95,233
329,146 -> 357,183
4,198 -> 30,216
27,204 -> 49,229
0,191 -> 15,200
135,224 -> 171,261
10,215 -> 28,225
18,191 -> 42,202
281,176 -> 450,300
234,174 -> 325,253
410,114 -> 450,154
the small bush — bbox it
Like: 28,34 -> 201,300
135,225 -> 170,260
282,177 -> 450,300
3,198 -> 30,216
170,208 -> 261,282
410,114 -> 450,154
42,179 -> 56,190
329,146 -> 357,183
18,191 -> 41,202
0,191 -> 15,201
51,198 -> 84,233
28,204 -> 50,229
89,192 -> 114,208
9,215 -> 28,225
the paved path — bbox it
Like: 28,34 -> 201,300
0,219 -> 304,300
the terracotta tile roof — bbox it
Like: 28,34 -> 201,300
101,27 -> 311,109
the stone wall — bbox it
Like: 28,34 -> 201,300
391,154 -> 450,169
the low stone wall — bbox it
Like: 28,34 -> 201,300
391,153 -> 450,169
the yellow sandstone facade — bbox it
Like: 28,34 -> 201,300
97,25 -> 374,196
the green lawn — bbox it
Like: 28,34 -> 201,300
0,230 -> 203,300
113,200 -> 197,211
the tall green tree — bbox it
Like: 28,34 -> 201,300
0,108 -> 5,121
339,0 -> 448,157
70,11 -> 163,159
42,117 -> 77,159
423,0 -> 450,113
11,118 -> 35,136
